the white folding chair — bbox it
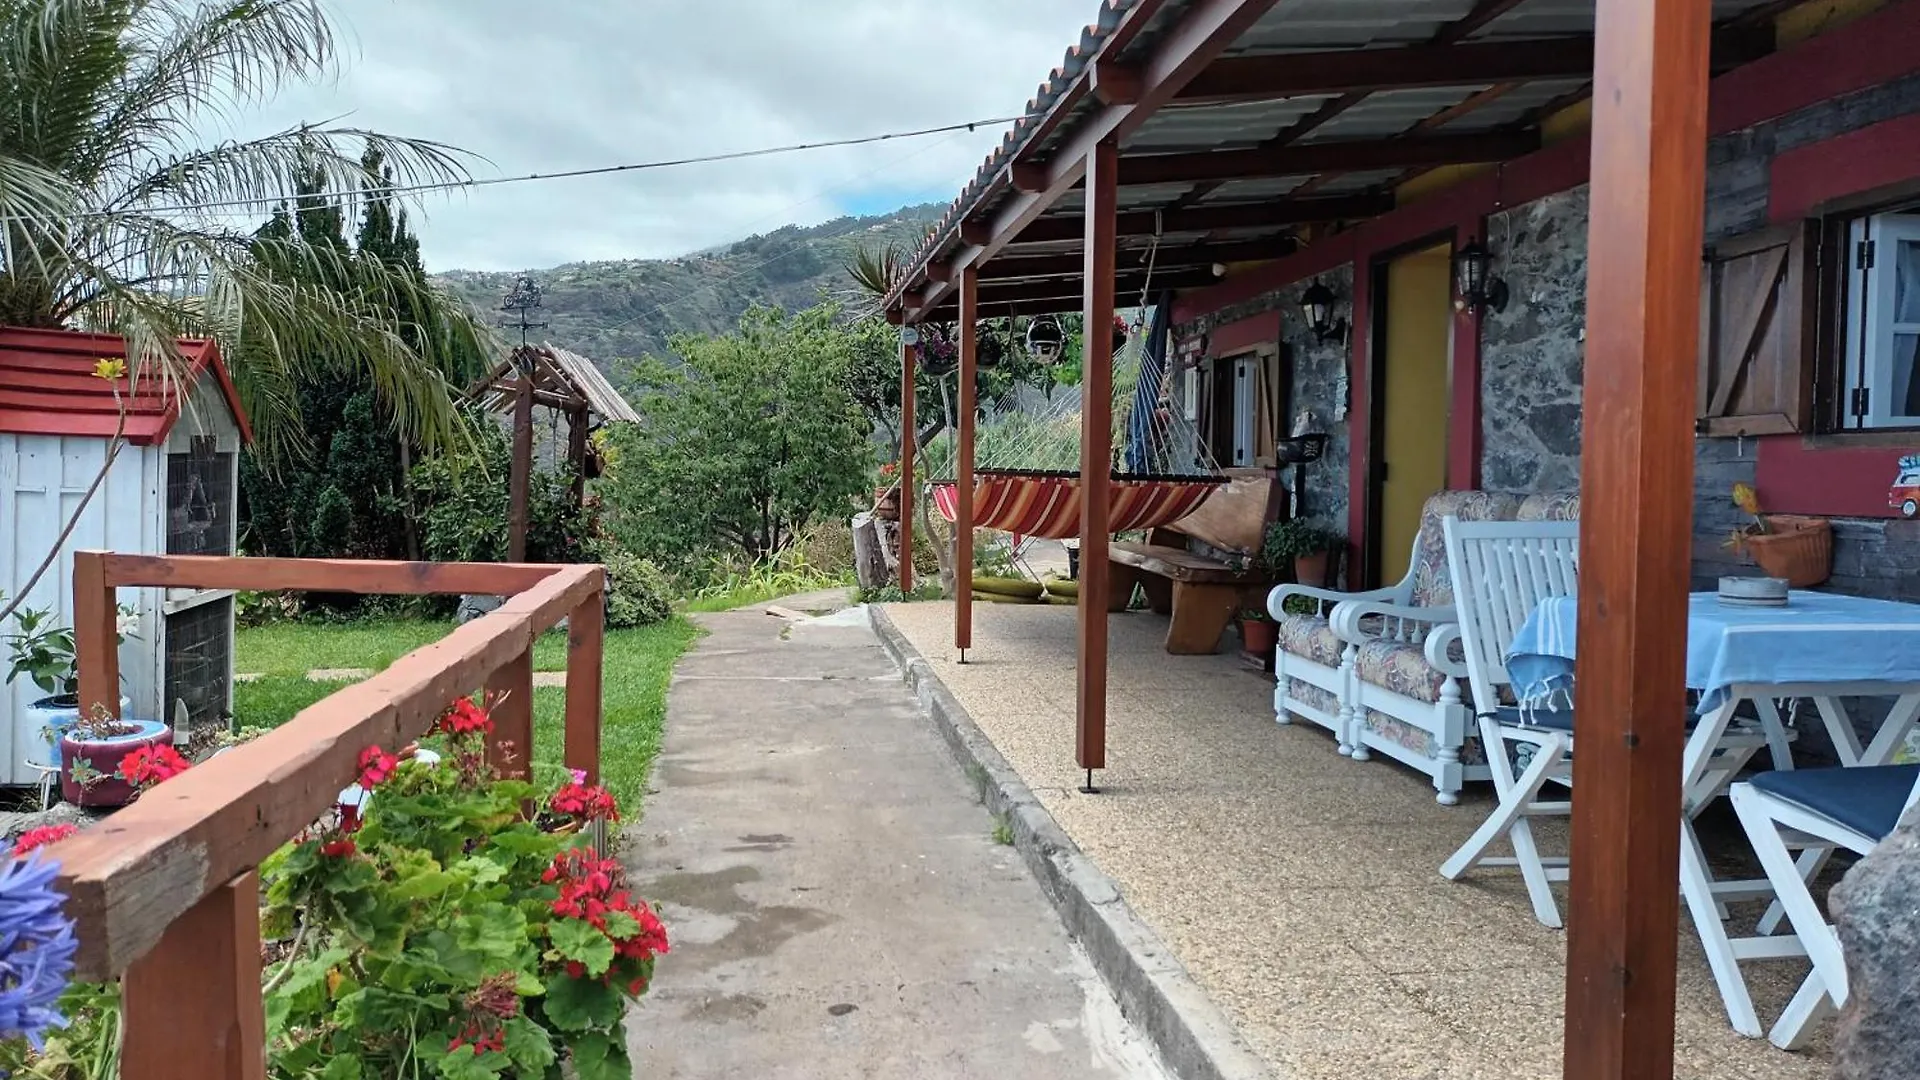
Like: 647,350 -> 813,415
1433,518 -> 1581,927
1729,763 -> 1920,1049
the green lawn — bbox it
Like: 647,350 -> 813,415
233,618 -> 699,811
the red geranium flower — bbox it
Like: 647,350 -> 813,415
357,745 -> 398,788
119,744 -> 191,789
320,836 -> 357,859
437,698 -> 494,738
549,781 -> 619,823
12,823 -> 79,856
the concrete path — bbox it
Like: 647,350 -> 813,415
625,601 -> 1171,1080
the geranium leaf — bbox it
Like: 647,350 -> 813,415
548,919 -> 615,976
542,973 -> 623,1032
600,910 -> 640,940
566,1028 -> 633,1080
504,1015 -> 558,1072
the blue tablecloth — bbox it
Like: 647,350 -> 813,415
1506,591 -> 1920,715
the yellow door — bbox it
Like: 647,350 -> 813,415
1377,244 -> 1454,584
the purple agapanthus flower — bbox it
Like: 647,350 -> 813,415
0,851 -> 77,1049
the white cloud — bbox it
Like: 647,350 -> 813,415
235,0 -> 1096,271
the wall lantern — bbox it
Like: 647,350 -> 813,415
1025,315 -> 1065,364
1300,278 -> 1347,344
1452,239 -> 1509,314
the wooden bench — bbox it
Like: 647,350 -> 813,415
1109,468 -> 1284,654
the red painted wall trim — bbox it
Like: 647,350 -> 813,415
1205,310 -> 1283,357
1770,111 -> 1920,222
1345,260 -> 1373,582
1450,303 -> 1483,491
1756,104 -> 1920,521
1709,0 -> 1920,134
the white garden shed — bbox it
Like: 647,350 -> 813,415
0,327 -> 250,785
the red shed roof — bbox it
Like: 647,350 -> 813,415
0,326 -> 252,446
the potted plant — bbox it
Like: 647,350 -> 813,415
1240,606 -> 1279,657
1724,482 -> 1832,587
1263,520 -> 1342,588
59,704 -> 174,807
873,461 -> 901,521
5,606 -> 135,770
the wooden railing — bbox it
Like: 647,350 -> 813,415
60,552 -> 607,1080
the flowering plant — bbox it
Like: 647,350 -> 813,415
117,744 -> 191,791
257,695 -> 665,1080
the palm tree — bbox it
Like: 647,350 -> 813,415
0,0 -> 493,458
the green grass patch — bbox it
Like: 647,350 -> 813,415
683,582 -> 852,613
231,618 -> 700,812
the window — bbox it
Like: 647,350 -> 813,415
1199,348 -> 1286,468
1841,210 -> 1920,428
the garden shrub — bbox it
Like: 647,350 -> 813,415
410,415 -> 586,566
589,542 -> 673,629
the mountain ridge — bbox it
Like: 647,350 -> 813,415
434,202 -> 942,371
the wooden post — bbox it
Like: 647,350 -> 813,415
899,334 -> 916,593
72,550 -> 118,722
508,362 -> 534,563
1563,0 -> 1712,1077
567,408 -> 589,509
485,647 -> 534,780
565,576 -> 605,787
122,872 -> 266,1080
1075,137 -> 1119,788
956,269 -> 978,659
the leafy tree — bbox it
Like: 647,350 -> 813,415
0,0 -> 490,457
839,313 -> 1057,463
240,152 -> 478,564
605,304 -> 871,566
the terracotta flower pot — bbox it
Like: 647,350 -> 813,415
1241,618 -> 1279,657
1294,551 -> 1332,589
61,719 -> 172,807
1744,515 -> 1832,588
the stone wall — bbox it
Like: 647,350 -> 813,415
1479,186 -> 1589,493
1171,265 -> 1355,545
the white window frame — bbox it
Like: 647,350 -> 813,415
1844,211 -> 1920,429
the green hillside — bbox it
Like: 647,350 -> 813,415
435,203 -> 943,369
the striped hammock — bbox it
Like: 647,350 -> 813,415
929,470 -> 1224,541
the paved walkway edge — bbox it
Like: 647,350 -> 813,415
871,606 -> 1276,1080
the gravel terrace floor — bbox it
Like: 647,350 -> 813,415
883,600 -> 1833,1080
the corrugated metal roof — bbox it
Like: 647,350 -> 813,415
473,344 -> 639,425
0,326 -> 250,446
892,0 -> 1789,313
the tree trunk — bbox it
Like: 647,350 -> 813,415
851,513 -> 890,590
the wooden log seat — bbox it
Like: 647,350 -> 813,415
1108,468 -> 1284,655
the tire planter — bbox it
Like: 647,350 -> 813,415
21,694 -> 132,771
61,720 -> 171,808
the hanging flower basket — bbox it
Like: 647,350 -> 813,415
1742,514 -> 1832,588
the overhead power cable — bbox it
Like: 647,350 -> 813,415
116,115 -> 1026,218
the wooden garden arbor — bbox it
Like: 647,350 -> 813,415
882,0 -> 1743,1075
468,344 -> 638,561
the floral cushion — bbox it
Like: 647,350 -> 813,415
1517,491 -> 1581,523
1285,679 -> 1341,718
1407,490 -> 1524,608
1277,614 -> 1344,668
1359,711 -> 1489,765
1354,639 -> 1450,703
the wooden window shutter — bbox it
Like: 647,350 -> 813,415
1697,220 -> 1818,436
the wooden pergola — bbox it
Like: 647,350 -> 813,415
467,344 -> 638,561
882,0 -> 1767,1075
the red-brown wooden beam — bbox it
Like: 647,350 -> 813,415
1076,137 -> 1119,790
979,239 -> 1288,281
1011,195 -> 1391,244
956,267 -> 977,661
895,0 -> 1284,322
967,269 -> 1226,308
1120,129 -> 1540,185
1177,37 -> 1597,102
1563,0 -> 1713,1076
898,335 -> 915,593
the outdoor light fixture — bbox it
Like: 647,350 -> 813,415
1025,315 -> 1065,364
1452,239 -> 1509,314
1300,278 -> 1347,344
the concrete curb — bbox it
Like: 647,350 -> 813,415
870,606 -> 1276,1080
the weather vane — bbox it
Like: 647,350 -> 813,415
499,274 -> 550,350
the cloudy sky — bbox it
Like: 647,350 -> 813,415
234,1 -> 1097,273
